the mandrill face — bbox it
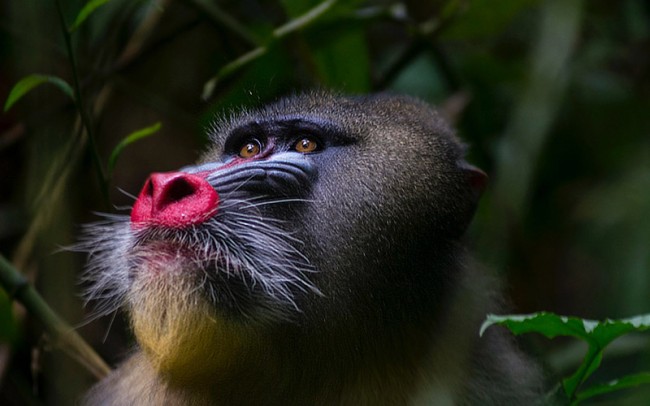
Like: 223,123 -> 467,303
78,92 -> 484,385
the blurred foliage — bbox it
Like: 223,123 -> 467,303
0,0 -> 648,404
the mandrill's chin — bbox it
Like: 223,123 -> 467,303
126,255 -> 257,385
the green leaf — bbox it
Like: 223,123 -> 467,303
481,312 -> 650,399
4,74 -> 74,112
575,372 -> 650,403
480,312 -> 650,345
107,122 -> 162,176
69,0 -> 112,32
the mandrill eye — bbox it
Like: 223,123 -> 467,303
294,137 -> 319,153
239,139 -> 262,158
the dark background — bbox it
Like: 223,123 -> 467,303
0,0 -> 649,404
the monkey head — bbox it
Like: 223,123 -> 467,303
79,92 -> 487,387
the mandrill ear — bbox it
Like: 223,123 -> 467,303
458,160 -> 488,202
451,160 -> 488,237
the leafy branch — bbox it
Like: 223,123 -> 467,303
482,312 -> 650,404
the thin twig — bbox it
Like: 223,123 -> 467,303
55,0 -> 109,206
202,0 -> 339,100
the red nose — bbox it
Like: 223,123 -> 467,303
130,172 -> 219,228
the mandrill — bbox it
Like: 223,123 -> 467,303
79,93 -> 542,405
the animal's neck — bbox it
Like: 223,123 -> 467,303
129,320 -> 448,405
91,264 -> 489,406
110,245 -> 479,405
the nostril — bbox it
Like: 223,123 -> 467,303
131,171 -> 220,228
141,178 -> 154,197
157,176 -> 198,210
